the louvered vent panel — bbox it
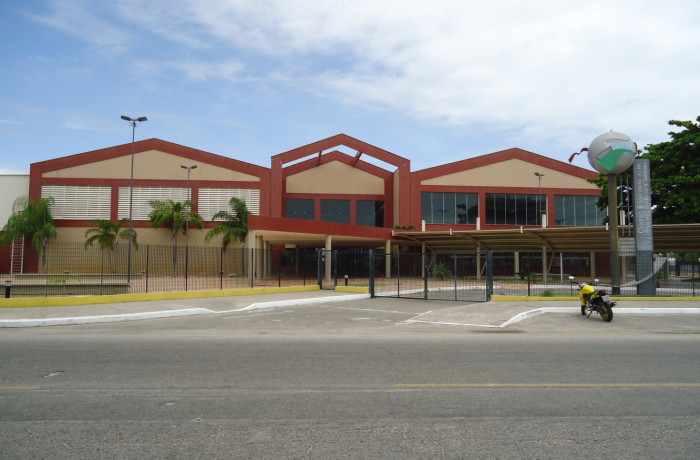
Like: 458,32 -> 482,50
199,188 -> 260,221
118,187 -> 188,220
41,185 -> 111,220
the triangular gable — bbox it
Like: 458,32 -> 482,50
414,148 -> 597,188
286,156 -> 386,194
32,138 -> 268,180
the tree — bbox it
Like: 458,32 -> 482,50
642,116 -> 700,224
148,199 -> 203,274
204,197 -> 250,250
588,116 -> 700,224
84,219 -> 137,273
0,197 -> 57,272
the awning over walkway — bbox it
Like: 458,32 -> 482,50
393,224 -> 700,253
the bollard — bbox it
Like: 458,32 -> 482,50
5,280 -> 12,299
344,274 -> 349,286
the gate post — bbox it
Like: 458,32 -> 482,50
368,249 -> 375,297
486,251 -> 494,301
423,251 -> 429,300
317,249 -> 323,288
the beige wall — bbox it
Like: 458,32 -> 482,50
44,150 -> 260,182
0,175 -> 30,225
286,161 -> 384,194
53,226 -> 241,249
422,159 -> 597,189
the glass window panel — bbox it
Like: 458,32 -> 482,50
443,193 -> 456,224
455,194 -> 467,224
286,199 -> 314,220
321,199 -> 350,224
555,195 -> 565,225
466,194 -> 478,224
554,195 -> 604,226
432,192 -> 445,224
357,200 -> 384,227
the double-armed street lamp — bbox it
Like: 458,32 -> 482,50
181,165 -> 197,244
534,172 -> 545,226
121,115 -> 148,283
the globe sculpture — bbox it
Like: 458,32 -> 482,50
587,131 -> 636,174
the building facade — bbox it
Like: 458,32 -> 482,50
2,134 -> 602,273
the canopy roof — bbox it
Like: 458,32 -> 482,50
393,224 -> 700,253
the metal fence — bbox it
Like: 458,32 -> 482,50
369,250 -> 491,302
3,242 -> 315,297
3,242 -> 698,298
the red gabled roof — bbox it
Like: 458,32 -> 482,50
413,147 -> 596,181
272,133 -> 410,169
31,138 -> 269,178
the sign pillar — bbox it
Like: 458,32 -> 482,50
633,159 -> 655,295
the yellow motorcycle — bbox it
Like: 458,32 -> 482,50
569,276 -> 616,322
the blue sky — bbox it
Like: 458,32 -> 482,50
1,0 -> 698,174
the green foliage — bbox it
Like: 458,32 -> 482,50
149,199 -> 204,275
204,197 -> 250,250
589,116 -> 700,224
149,199 -> 203,242
84,219 -> 137,251
539,289 -> 555,297
0,197 -> 57,271
393,224 -> 415,230
84,219 -> 137,273
643,117 -> 700,224
431,262 -> 452,280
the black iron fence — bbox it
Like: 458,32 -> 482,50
2,242 -> 316,297
2,242 -> 698,298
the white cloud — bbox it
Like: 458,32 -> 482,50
27,0 -> 700,160
29,0 -> 131,52
131,59 -> 245,82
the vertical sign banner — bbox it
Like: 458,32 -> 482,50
633,159 -> 655,295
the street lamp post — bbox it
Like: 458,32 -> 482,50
180,165 -> 197,244
534,172 -> 545,226
121,115 -> 147,284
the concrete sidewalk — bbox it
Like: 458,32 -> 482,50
1,290 -> 698,328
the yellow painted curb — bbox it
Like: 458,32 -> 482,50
0,285 -> 321,308
335,286 -> 370,294
491,295 -> 698,302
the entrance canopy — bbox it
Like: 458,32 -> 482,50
393,224 -> 700,253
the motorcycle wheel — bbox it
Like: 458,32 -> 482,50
599,303 -> 613,322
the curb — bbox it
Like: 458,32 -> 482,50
0,293 -> 371,328
405,307 -> 700,329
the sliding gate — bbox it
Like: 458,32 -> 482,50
369,250 -> 493,302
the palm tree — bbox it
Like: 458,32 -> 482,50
148,199 -> 203,274
0,197 -> 57,272
84,219 -> 137,273
204,197 -> 250,250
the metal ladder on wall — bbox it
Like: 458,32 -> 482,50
10,237 -> 24,274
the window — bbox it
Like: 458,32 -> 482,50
199,188 -> 260,220
321,199 -> 350,224
285,199 -> 314,220
118,187 -> 188,221
421,192 -> 478,224
357,200 -> 384,227
486,193 -> 546,225
555,195 -> 605,226
42,185 -> 111,220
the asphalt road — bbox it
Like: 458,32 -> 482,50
2,298 -> 699,459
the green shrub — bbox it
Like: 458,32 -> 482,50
431,262 -> 452,280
